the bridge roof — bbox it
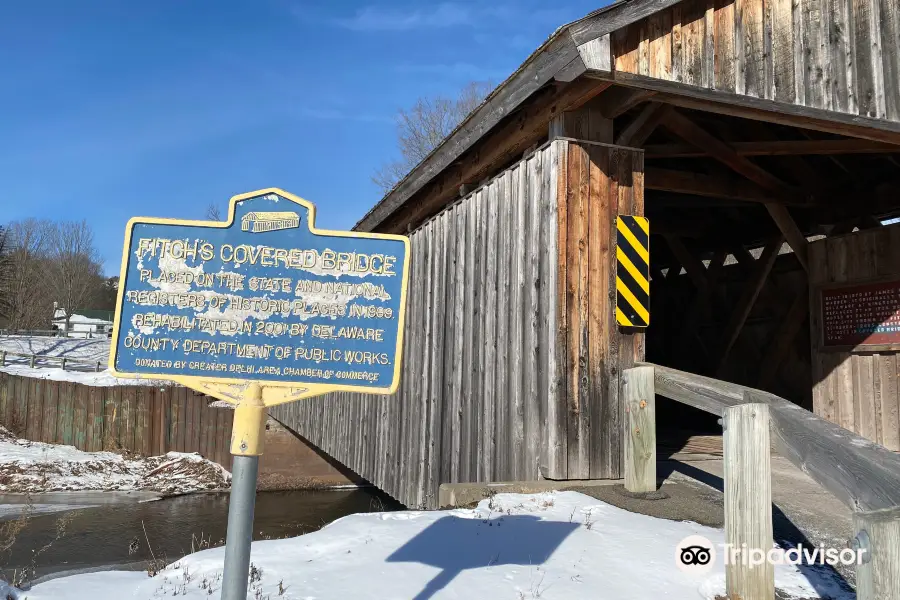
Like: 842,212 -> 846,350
354,0 -> 900,234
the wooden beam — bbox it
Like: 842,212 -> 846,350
758,287 -> 809,388
646,362 -> 900,511
645,139 -> 900,157
594,86 -> 657,118
765,204 -> 809,271
717,235 -> 784,373
380,80 -> 611,233
616,102 -> 669,147
646,167 -> 787,204
624,366 -> 657,493
724,402 -> 775,600
853,510 -> 900,600
662,235 -> 709,293
661,109 -> 803,202
549,104 -> 613,142
599,72 -> 900,145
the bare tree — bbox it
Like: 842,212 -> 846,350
373,81 -> 492,194
0,219 -> 53,330
205,203 -> 222,221
44,220 -> 103,335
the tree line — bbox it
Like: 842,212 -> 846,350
0,220 -> 117,332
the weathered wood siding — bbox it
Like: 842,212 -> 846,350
271,140 -> 646,506
0,373 -> 235,467
270,142 -> 565,508
809,225 -> 900,451
557,141 -> 646,480
611,0 -> 900,121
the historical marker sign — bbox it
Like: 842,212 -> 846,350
821,280 -> 900,348
110,188 -> 410,396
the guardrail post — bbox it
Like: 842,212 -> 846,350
723,401 -> 774,600
96,361 -> 101,372
624,365 -> 656,493
1,351 -> 5,366
852,509 -> 900,600
60,358 -> 66,371
29,354 -> 35,368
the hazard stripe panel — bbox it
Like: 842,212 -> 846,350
616,215 -> 650,327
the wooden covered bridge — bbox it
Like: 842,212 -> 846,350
272,0 -> 900,540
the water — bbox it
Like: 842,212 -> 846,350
0,489 -> 400,582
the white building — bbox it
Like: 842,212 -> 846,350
52,304 -> 113,338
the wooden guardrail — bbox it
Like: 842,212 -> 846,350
0,350 -> 104,372
624,363 -> 900,600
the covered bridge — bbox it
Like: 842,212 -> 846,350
271,0 -> 900,509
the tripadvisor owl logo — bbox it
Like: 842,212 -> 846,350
675,535 -> 716,575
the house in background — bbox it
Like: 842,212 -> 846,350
52,303 -> 113,338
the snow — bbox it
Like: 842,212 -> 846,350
0,336 -> 110,362
0,336 -> 169,386
21,491 -> 852,600
0,427 -> 230,494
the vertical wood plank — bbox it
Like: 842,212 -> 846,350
426,213 -> 448,505
122,386 -> 136,453
451,201 -> 467,483
830,0 -> 858,113
524,152 -> 542,479
73,384 -> 88,450
88,385 -> 103,452
715,0 -> 736,91
495,173 -> 511,480
624,366 -> 657,493
724,402 -> 775,600
880,0 -> 900,120
588,144 -> 610,479
567,142 -> 590,479
461,188 -> 477,484
42,381 -> 58,445
0,373 -> 8,426
482,185 -> 499,482
648,10 -> 672,81
26,379 -> 43,442
469,191 -> 485,484
854,354 -> 877,441
772,0 -> 796,103
57,383 -> 74,446
881,353 -> 900,451
552,140 -> 569,480
510,163 -> 527,481
855,0 -> 886,118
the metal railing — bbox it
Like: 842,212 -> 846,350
624,363 -> 900,600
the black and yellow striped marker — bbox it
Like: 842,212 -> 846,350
616,215 -> 650,327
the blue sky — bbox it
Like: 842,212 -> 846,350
0,1 -> 602,275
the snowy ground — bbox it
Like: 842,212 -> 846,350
0,335 -> 164,385
0,427 -> 229,495
18,491 -> 852,600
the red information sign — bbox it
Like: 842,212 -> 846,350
822,280 -> 900,347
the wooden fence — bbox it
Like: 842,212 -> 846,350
625,363 -> 900,600
0,372 -> 234,468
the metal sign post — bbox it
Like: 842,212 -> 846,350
109,188 -> 409,600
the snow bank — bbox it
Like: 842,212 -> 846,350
0,427 -> 229,494
25,491 -> 853,600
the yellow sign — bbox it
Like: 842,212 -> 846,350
615,215 -> 650,327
